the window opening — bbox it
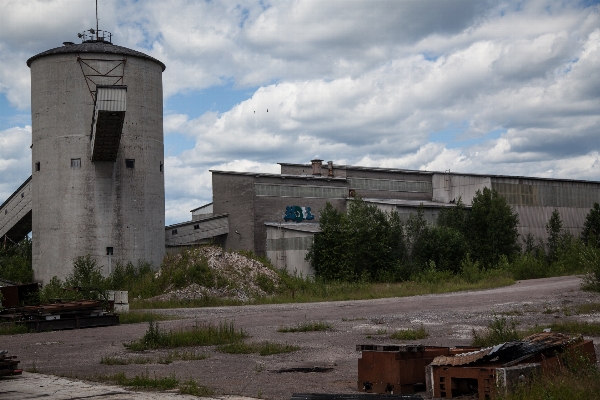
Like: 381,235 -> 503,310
160,161 -> 164,173
21,193 -> 24,198
35,162 -> 40,171
71,158 -> 81,169
106,247 -> 113,255
126,159 -> 135,168
172,229 -> 178,235
194,224 -> 200,230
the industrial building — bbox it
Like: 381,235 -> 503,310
165,159 -> 600,276
0,29 -> 166,284
1,32 -> 599,281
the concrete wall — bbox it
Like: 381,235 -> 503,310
266,226 -> 314,276
432,173 -> 491,205
30,50 -> 164,283
212,172 -> 255,252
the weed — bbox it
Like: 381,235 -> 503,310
25,361 -> 38,373
217,341 -> 300,356
472,315 -> 519,347
277,321 -> 332,333
390,325 -> 428,340
0,323 -> 28,335
255,362 -> 266,372
179,379 -> 214,396
574,302 -> 600,315
547,321 -> 600,336
124,321 -> 246,351
95,371 -> 179,390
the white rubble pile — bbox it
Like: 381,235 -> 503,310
149,247 -> 281,303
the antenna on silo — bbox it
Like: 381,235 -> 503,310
96,0 -> 99,39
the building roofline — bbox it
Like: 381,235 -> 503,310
165,213 -> 228,229
0,176 -> 32,211
278,163 -> 600,185
190,202 -> 213,212
210,170 -> 347,181
27,41 -> 166,71
264,222 -> 321,233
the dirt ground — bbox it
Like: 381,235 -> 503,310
3,275 -> 600,399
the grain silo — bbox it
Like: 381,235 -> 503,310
26,29 -> 165,284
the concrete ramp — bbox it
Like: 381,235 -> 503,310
166,214 -> 229,247
0,176 -> 32,243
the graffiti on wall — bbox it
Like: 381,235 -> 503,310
284,206 -> 315,223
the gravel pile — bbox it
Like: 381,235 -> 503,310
149,246 -> 282,303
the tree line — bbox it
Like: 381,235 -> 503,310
307,188 -> 600,285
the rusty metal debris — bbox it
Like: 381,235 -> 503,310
0,350 -> 22,376
357,344 -> 480,395
0,299 -> 119,331
426,333 -> 597,399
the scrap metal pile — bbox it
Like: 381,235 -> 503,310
0,350 -> 22,377
0,299 -> 119,331
357,333 -> 596,400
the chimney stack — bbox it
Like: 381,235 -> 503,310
327,161 -> 334,177
311,159 -> 323,176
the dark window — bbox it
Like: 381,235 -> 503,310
4,210 -> 7,215
160,162 -> 164,173
172,229 -> 178,235
106,247 -> 113,256
126,159 -> 135,169
35,162 -> 40,171
71,158 -> 81,169
21,193 -> 24,198
194,224 -> 200,230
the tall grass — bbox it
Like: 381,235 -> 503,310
0,323 -> 28,335
217,341 -> 300,356
472,315 -> 520,347
390,325 -> 429,340
124,321 -> 246,351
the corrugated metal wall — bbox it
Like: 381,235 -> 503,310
95,86 -> 127,111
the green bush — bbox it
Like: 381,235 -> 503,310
0,238 -> 33,283
472,315 -> 519,347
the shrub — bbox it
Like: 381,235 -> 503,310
0,238 -> 33,283
472,315 -> 519,347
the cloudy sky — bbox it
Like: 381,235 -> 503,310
1,0 -> 599,224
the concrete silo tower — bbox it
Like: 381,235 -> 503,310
26,29 -> 165,284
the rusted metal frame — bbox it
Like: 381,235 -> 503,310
76,56 -> 126,101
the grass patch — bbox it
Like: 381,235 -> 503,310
124,321 -> 247,351
118,311 -> 178,324
390,325 -> 428,340
574,302 -> 600,315
96,371 -> 179,390
472,315 -> 520,347
101,350 -> 208,366
497,356 -> 600,400
0,323 -> 28,335
217,341 -> 300,356
547,321 -> 600,336
179,379 -> 214,396
277,321 -> 332,333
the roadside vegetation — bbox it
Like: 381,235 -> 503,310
217,341 -> 299,356
2,195 -> 599,310
0,322 -> 28,335
91,371 -> 213,396
100,350 -> 208,365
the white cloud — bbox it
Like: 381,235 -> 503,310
0,125 -> 31,200
2,0 -> 600,224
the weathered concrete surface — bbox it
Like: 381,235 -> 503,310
0,373 -> 259,400
29,42 -> 165,284
4,276 -> 599,399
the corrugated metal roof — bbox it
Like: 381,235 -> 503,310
430,332 -> 579,367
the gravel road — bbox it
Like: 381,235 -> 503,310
2,276 -> 599,399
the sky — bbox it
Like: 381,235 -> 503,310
1,0 -> 599,225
